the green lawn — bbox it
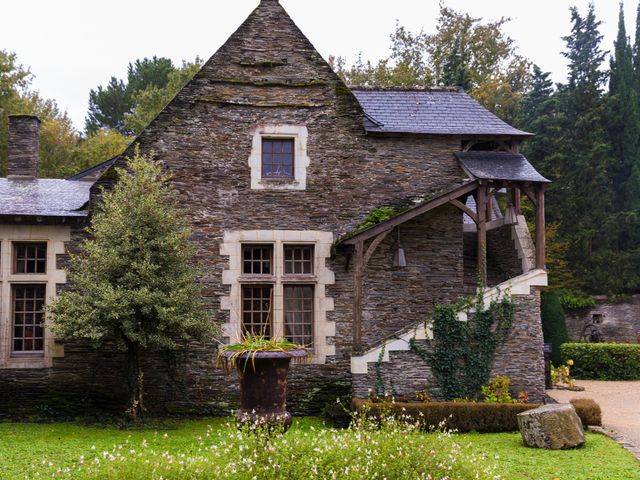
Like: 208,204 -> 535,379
0,418 -> 637,479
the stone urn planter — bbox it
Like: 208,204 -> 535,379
222,348 -> 308,432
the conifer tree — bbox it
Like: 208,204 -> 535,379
556,5 -> 615,292
608,3 -> 639,210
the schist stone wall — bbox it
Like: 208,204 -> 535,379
565,296 -> 640,343
352,288 -> 546,403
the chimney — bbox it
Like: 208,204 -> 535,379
8,115 -> 40,179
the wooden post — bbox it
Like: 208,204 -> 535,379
353,240 -> 364,352
535,186 -> 546,269
477,184 -> 487,286
512,187 -> 521,215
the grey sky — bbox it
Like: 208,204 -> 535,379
0,0 -> 632,130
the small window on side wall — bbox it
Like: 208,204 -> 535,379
262,139 -> 294,178
14,242 -> 47,274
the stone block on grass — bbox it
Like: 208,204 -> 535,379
517,403 -> 585,449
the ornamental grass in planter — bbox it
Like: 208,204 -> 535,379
217,334 -> 309,432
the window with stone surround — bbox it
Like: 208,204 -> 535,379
248,126 -> 310,190
14,242 -> 47,274
240,243 -> 316,345
0,226 -> 70,369
223,231 -> 334,362
11,284 -> 45,355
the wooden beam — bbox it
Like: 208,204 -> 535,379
363,230 -> 392,267
341,181 -> 479,245
353,240 -> 364,352
513,187 -> 521,215
477,184 -> 488,286
449,198 -> 477,224
521,185 -> 537,208
535,186 -> 546,269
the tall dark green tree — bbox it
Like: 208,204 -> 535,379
608,3 -> 639,211
556,5 -> 615,292
86,56 -> 174,135
440,36 -> 472,90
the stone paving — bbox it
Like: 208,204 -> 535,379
547,380 -> 640,459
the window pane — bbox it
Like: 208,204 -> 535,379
262,139 -> 294,178
14,243 -> 47,274
284,285 -> 314,346
283,245 -> 314,275
12,284 -> 46,353
242,286 -> 273,338
242,245 -> 273,275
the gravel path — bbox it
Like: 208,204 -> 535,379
547,380 -> 640,448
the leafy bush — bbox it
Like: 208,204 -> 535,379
541,290 -> 569,365
560,343 -> 640,380
557,290 -> 596,310
481,376 -> 516,403
356,206 -> 403,231
570,398 -> 602,426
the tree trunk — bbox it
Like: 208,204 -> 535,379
126,343 -> 145,423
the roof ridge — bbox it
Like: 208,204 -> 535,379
350,85 -> 465,93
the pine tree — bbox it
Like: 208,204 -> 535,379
556,5 -> 615,292
608,3 -> 639,210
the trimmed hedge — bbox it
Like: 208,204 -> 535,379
352,398 -> 601,431
560,342 -> 640,380
570,398 -> 602,426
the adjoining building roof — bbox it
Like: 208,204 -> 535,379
455,151 -> 550,183
68,156 -> 118,181
351,88 -> 533,137
0,179 -> 92,217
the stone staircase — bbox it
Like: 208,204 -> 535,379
350,268 -> 548,375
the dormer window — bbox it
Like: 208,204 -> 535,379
262,139 -> 294,178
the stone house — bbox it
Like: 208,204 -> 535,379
0,0 -> 550,416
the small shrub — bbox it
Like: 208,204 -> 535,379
560,343 -> 640,380
551,359 -> 576,389
481,376 -> 516,403
415,389 -> 433,402
570,398 -> 602,426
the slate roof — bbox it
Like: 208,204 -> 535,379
68,156 -> 118,181
351,88 -> 532,136
455,151 -> 550,183
0,179 -> 92,217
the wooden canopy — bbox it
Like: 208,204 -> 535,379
338,178 -> 546,352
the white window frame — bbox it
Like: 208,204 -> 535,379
220,230 -> 335,364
